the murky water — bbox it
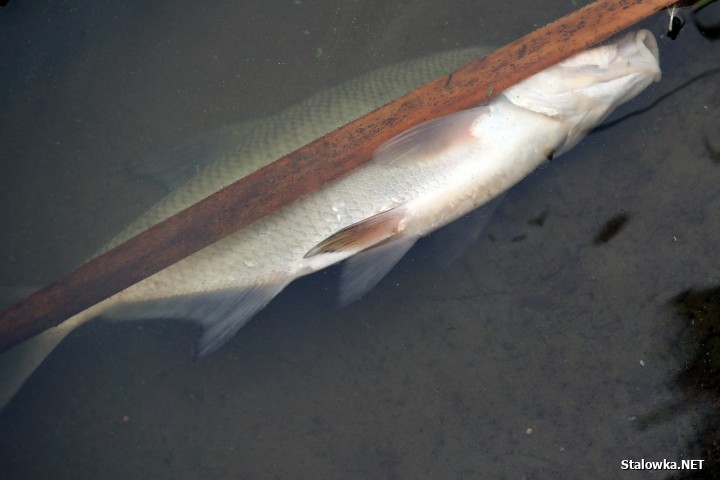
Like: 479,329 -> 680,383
1,1 -> 719,478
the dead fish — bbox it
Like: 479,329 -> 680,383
0,30 -> 661,409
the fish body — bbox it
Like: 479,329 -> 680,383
0,30 -> 661,407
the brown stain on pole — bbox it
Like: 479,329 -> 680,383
0,0 -> 675,353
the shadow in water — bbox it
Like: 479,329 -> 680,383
641,286 -> 720,478
671,286 -> 720,478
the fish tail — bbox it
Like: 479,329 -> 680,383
0,306 -> 98,411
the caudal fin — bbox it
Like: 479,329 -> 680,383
0,322 -> 77,411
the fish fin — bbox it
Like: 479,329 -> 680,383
338,237 -> 417,306
427,194 -> 505,267
0,297 -> 100,412
193,281 -> 290,359
103,279 -> 290,359
0,286 -> 41,309
304,205 -> 410,258
0,326 -> 73,412
373,106 -> 488,166
0,286 -> 65,411
128,123 -> 252,191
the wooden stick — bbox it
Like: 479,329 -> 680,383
0,0 -> 675,352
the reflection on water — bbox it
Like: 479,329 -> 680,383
1,0 -> 720,479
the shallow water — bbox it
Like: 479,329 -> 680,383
1,1 -> 719,478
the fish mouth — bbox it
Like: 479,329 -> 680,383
554,29 -> 661,87
619,29 -> 661,82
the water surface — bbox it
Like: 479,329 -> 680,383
1,1 -> 719,478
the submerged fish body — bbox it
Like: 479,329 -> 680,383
112,30 -> 660,357
0,31 -> 661,406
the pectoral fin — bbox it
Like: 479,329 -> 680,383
373,106 -> 488,166
304,205 -> 410,258
303,206 -> 417,306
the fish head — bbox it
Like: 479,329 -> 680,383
503,29 -> 661,154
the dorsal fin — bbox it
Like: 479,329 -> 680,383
128,123 -> 253,191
